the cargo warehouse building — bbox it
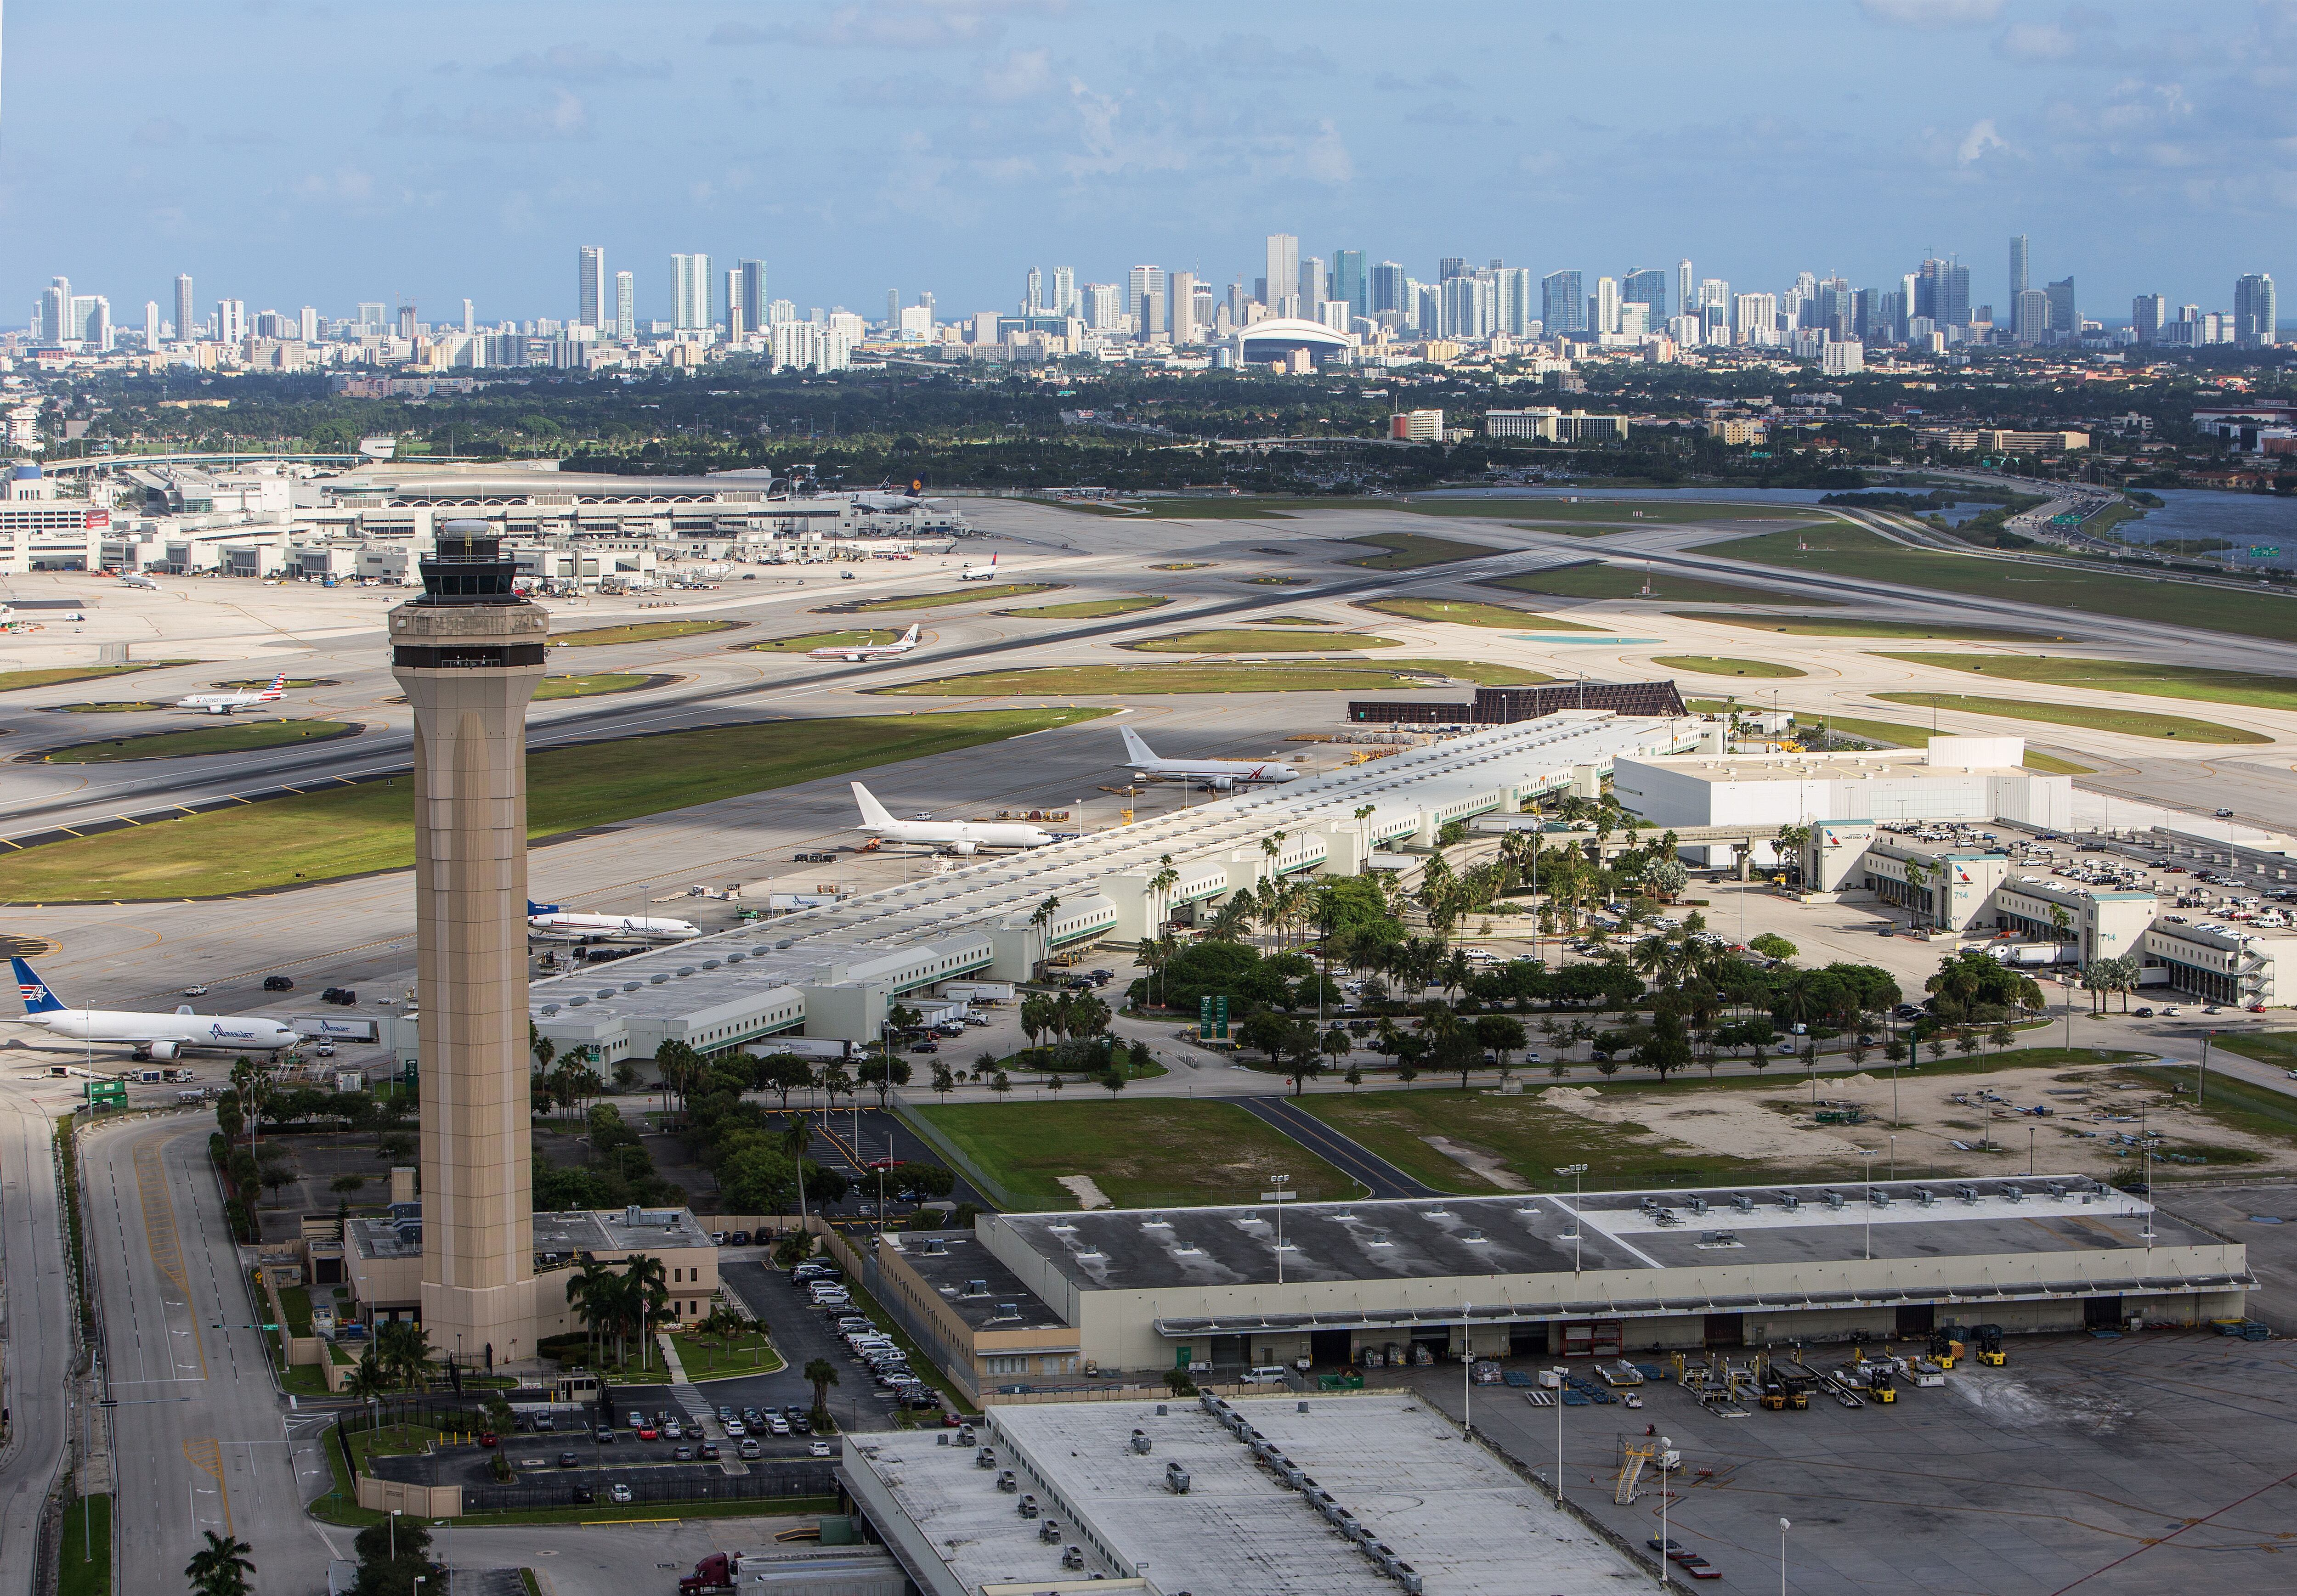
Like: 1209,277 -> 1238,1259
1347,678 -> 1686,726
864,1182 -> 2247,1391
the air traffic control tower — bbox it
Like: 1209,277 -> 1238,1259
389,520 -> 549,1367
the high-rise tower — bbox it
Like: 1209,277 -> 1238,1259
578,246 -> 606,329
389,522 -> 549,1369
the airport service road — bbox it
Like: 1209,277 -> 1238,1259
419,1515 -> 830,1596
0,1077 -> 79,1596
81,1112 -> 338,1596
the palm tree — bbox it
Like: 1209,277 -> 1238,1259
345,1347 -> 389,1402
376,1320 -> 435,1391
620,1254 -> 671,1370
804,1355 -> 841,1426
566,1258 -> 618,1368
185,1530 -> 255,1596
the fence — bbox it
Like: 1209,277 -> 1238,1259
888,1100 -> 1013,1209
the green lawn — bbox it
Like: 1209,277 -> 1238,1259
823,583 -> 1059,612
742,628 -> 905,652
1486,563 -> 1820,606
1356,597 -> 1605,631
1682,615 -> 2064,642
0,708 -> 1105,901
1135,497 -> 1320,519
996,596 -> 1170,620
916,1100 -> 1360,1208
1800,712 -> 2093,774
59,1495 -> 109,1596
1149,562 -> 1213,570
872,659 -> 1552,696
1876,654 -> 2297,715
534,672 -> 654,700
1120,628 -> 1400,653
1409,499 -> 1830,524
47,701 -> 167,713
549,619 -> 747,647
1871,692 -> 2266,744
41,718 -> 360,762
2207,1032 -> 2297,1070
279,1283 -> 314,1336
0,662 -> 196,693
1652,656 -> 1807,679
675,1330 -> 787,1381
2119,1066 -> 2297,1162
1341,532 -> 1503,569
1710,525 -> 2297,644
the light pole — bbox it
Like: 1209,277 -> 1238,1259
1271,1173 -> 1291,1286
1779,1517 -> 1791,1596
1859,1149 -> 1879,1262
390,1509 -> 402,1562
1461,1302 -> 1473,1437
1555,1164 -> 1588,1274
1658,1435 -> 1674,1587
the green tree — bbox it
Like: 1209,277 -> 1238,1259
804,1355 -> 841,1426
185,1530 -> 256,1596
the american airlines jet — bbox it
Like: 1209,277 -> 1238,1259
1120,725 -> 1301,789
175,671 -> 288,715
809,623 -> 920,663
10,958 -> 298,1061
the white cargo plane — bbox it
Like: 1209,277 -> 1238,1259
10,958 -> 298,1060
809,623 -> 920,663
849,783 -> 1052,854
526,902 -> 700,941
119,572 -> 162,591
175,671 -> 287,716
1120,725 -> 1301,790
955,552 -> 1001,581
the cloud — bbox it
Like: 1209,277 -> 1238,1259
1858,0 -> 2004,25
1957,117 -> 2009,164
1997,21 -> 2080,61
380,88 -> 593,142
130,117 -> 188,147
1296,118 -> 1354,184
495,44 -> 670,82
978,49 -> 1053,102
711,1 -> 1064,51
1147,32 -> 1335,80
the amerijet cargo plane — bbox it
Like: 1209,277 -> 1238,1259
526,902 -> 701,940
1120,725 -> 1301,790
849,782 -> 1051,854
11,958 -> 298,1060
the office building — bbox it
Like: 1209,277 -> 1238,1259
1298,256 -> 1324,318
2046,276 -> 2078,338
174,274 -> 195,344
1494,267 -> 1533,336
1080,283 -> 1120,330
735,260 -> 767,336
2014,289 -> 2050,345
2132,293 -> 2166,344
1592,275 -> 1619,335
1169,270 -> 1198,344
1622,266 -> 1669,325
1820,338 -> 1864,376
389,521 -> 553,1368
1125,265 -> 1162,325
1024,266 -> 1042,314
1047,265 -> 1073,318
1915,259 -> 1970,330
1733,292 -> 1777,344
357,302 -> 387,333
300,306 -> 320,344
1697,278 -> 1731,342
459,299 -> 475,334
670,253 -> 711,331
143,301 -> 160,347
613,272 -> 635,339
2236,274 -> 2278,347
1331,249 -> 1366,316
577,245 -> 605,329
216,299 -> 246,344
2009,234 -> 2029,305
1369,260 -> 1408,317
1264,234 -> 1299,316
38,278 -> 67,344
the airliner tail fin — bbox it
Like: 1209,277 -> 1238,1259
851,782 -> 896,829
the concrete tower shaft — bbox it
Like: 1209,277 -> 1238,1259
388,521 -> 549,1368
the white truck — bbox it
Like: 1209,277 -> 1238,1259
741,1036 -> 853,1062
940,981 -> 1014,1004
1988,942 -> 2078,967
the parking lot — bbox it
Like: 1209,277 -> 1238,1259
1406,1330 -> 2297,1595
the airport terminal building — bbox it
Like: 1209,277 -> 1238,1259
860,1182 -> 2247,1395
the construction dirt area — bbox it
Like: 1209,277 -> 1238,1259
1528,1055 -> 2291,1186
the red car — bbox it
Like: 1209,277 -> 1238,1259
638,1423 -> 659,1441
477,1432 -> 498,1449
866,1156 -> 905,1172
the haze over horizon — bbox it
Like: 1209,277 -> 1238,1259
2,0 -> 2292,326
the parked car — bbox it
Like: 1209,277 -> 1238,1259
809,1440 -> 832,1457
570,1484 -> 594,1504
557,1452 -> 578,1468
594,1426 -> 614,1444
723,1419 -> 745,1437
698,1441 -> 719,1460
478,1432 -> 498,1449
739,1438 -> 763,1460
673,1445 -> 695,1461
610,1484 -> 633,1505
181,985 -> 209,997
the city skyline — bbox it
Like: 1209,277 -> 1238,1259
3,1 -> 2292,324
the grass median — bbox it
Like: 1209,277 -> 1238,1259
534,672 -> 658,700
1871,691 -> 2266,744
1709,525 -> 2297,644
995,596 -> 1170,620
0,661 -> 197,693
1341,531 -> 1502,569
1796,712 -> 2093,774
1356,597 -> 1605,631
915,1100 -> 1359,1208
551,620 -> 747,647
1120,628 -> 1399,653
1486,563 -> 1817,606
818,583 -> 1058,612
1651,655 -> 1807,679
869,658 -> 1553,697
40,718 -> 361,762
0,707 -> 1105,901
1876,654 -> 2297,715
1682,615 -> 2062,642
742,629 -> 905,653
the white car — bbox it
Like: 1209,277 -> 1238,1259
809,1440 -> 832,1457
181,984 -> 209,997
723,1419 -> 745,1437
609,1483 -> 633,1504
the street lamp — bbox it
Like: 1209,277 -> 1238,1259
1461,1302 -> 1473,1438
1555,1165 -> 1588,1274
390,1509 -> 402,1562
1858,1149 -> 1880,1262
1658,1435 -> 1674,1588
1779,1518 -> 1791,1596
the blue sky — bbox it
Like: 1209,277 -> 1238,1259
4,0 -> 2293,329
